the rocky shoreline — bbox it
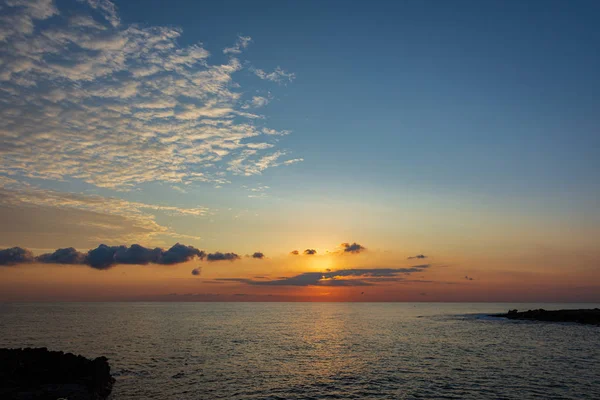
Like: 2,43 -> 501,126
492,308 -> 600,326
0,347 -> 115,400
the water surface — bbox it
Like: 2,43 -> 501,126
1,302 -> 599,399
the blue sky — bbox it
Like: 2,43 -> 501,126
116,0 -> 600,198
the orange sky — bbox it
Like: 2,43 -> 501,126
1,243 -> 599,302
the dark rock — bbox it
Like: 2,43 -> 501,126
0,347 -> 115,400
491,308 -> 600,326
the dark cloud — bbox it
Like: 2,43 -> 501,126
215,278 -> 255,284
191,268 -> 201,276
158,243 -> 205,265
303,249 -> 317,255
0,247 -> 34,265
114,244 -> 163,265
86,243 -> 205,269
36,247 -> 86,264
1,243 -> 207,269
320,279 -> 372,286
216,265 -> 431,287
341,242 -> 366,254
465,275 -> 474,281
206,252 -> 240,262
251,252 -> 265,259
290,250 -> 299,255
86,244 -> 123,269
408,254 -> 427,259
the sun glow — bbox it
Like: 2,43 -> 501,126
306,255 -> 335,272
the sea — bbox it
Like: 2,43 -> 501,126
1,302 -> 599,399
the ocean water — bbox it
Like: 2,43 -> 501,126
1,302 -> 599,399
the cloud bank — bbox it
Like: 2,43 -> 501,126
0,243 -> 206,269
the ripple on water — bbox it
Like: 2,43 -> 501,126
1,302 -> 599,399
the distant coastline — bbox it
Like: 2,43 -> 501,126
492,309 -> 600,326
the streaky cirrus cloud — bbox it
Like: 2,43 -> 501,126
215,265 -> 431,287
340,242 -> 366,254
0,0 -> 300,190
206,252 -> 240,262
0,173 -> 205,246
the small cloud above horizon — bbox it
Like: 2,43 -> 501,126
341,242 -> 366,254
206,252 -> 240,262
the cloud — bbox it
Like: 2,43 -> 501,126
223,35 -> 251,54
252,66 -> 295,84
0,247 -> 34,266
0,181 -> 206,246
290,250 -> 299,255
465,275 -> 474,281
113,244 -> 163,265
251,252 -> 265,259
242,96 -> 270,109
303,249 -> 317,255
36,247 -> 86,264
206,252 -> 240,262
0,0 -> 299,190
191,268 -> 201,276
216,265 -> 431,287
1,243 -> 207,269
86,244 -> 123,269
159,243 -> 206,264
341,242 -> 366,254
408,254 -> 427,259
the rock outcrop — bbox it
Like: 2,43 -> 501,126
493,308 -> 600,326
0,347 -> 115,400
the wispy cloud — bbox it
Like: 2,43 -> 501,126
0,0 -> 299,190
215,265 -> 431,287
241,95 -> 270,109
223,35 -> 252,54
252,66 -> 296,84
0,179 -> 205,245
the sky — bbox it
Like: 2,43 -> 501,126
0,0 -> 599,302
